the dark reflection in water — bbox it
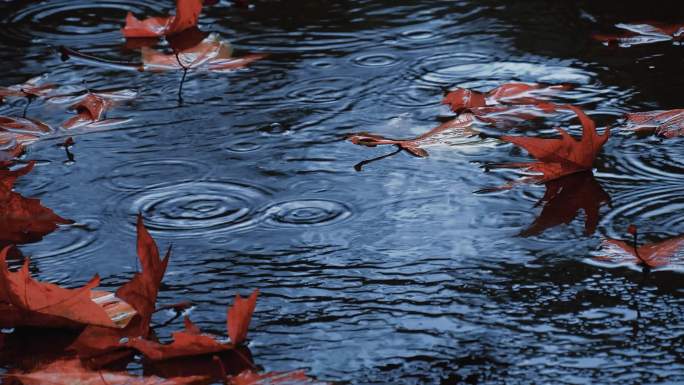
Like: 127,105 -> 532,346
1,0 -> 684,384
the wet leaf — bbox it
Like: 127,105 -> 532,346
623,109 -> 684,138
231,370 -> 327,385
497,104 -> 609,184
442,83 -> 571,113
142,33 -> 266,72
348,113 -> 478,157
0,75 -> 56,103
227,289 -> 258,345
520,171 -> 610,236
69,215 -> 170,366
122,0 -> 204,38
0,116 -> 52,145
62,94 -> 110,129
7,358 -> 210,385
0,162 -> 73,247
593,22 -> 684,46
0,240 -> 136,329
594,230 -> 684,269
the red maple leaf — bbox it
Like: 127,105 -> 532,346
498,104 -> 610,184
623,109 -> 684,138
69,215 -> 170,367
122,0 -> 204,38
594,228 -> 684,269
0,162 -> 73,247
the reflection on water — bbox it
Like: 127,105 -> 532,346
1,0 -> 684,383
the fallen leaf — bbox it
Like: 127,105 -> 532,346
348,113 -> 478,157
69,215 -> 170,366
231,370 -> 327,385
1,116 -> 52,145
0,75 -> 56,103
7,359 -> 209,385
142,33 -> 266,72
520,171 -> 610,236
498,104 -> 610,184
0,162 -> 73,247
0,245 -> 136,330
442,83 -> 571,113
593,22 -> 684,46
228,289 -> 259,345
62,94 -> 110,129
122,0 -> 204,38
623,109 -> 684,138
594,231 -> 684,269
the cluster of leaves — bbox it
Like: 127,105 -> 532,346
347,75 -> 684,268
0,1 -> 322,384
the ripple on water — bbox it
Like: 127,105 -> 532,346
352,53 -> 401,68
1,0 -> 161,45
285,76 -> 366,105
103,159 -> 212,192
262,199 -> 352,228
21,218 -> 102,261
118,180 -> 272,238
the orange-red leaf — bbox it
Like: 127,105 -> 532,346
69,215 -> 170,365
0,247 -> 131,329
231,370 -> 326,385
122,0 -> 203,38
0,162 -> 73,247
7,359 -> 209,385
594,233 -> 684,269
442,83 -> 571,113
228,289 -> 259,345
142,33 -> 266,72
624,109 -> 684,138
500,104 -> 609,183
62,94 -> 110,129
127,317 -> 233,361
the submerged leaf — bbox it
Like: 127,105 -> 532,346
623,109 -> 684,138
442,83 -> 571,113
231,370 -> 327,385
7,359 -> 209,385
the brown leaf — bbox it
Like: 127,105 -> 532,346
62,94 -> 110,129
624,109 -> 684,138
594,232 -> 684,269
442,83 -> 571,113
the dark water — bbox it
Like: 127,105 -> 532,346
1,0 -> 684,384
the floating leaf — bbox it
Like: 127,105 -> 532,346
442,83 -> 571,113
593,230 -> 684,269
497,104 -> 609,184
593,22 -> 684,46
623,109 -> 684,138
231,370 -> 327,385
227,289 -> 258,345
0,75 -> 56,103
62,94 -> 110,129
142,33 -> 266,72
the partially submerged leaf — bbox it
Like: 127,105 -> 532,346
142,33 -> 266,72
0,162 -> 73,247
62,94 -> 110,129
0,116 -> 52,144
122,0 -> 204,38
228,289 -> 259,345
442,83 -> 571,113
127,317 -> 234,361
593,232 -> 684,269
348,113 -> 478,157
7,359 -> 209,385
498,104 -> 609,184
593,22 -> 684,46
520,171 -> 610,236
231,370 -> 327,385
0,75 -> 56,103
69,215 -> 170,365
623,109 -> 684,138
